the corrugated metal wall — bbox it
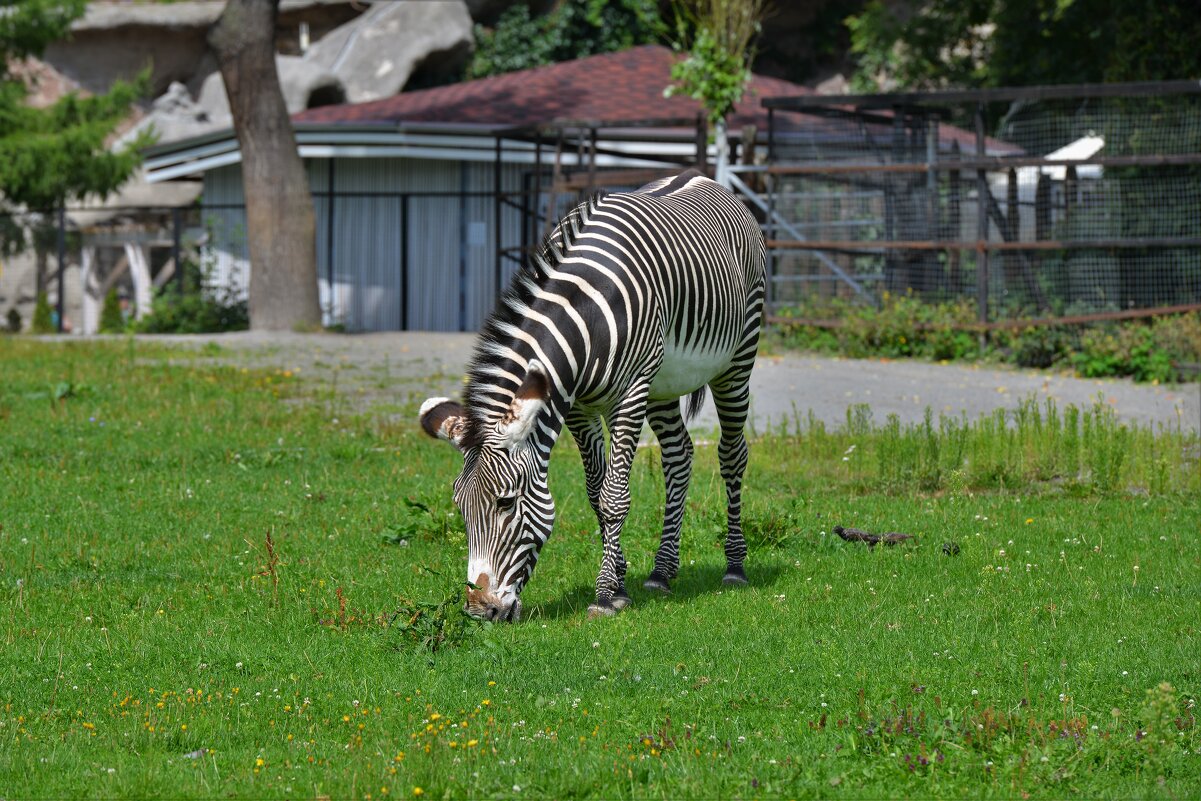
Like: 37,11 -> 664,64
200,158 -> 527,332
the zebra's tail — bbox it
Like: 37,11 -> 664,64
683,386 -> 707,423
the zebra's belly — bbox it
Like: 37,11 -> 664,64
648,339 -> 734,400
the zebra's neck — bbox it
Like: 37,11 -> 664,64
463,320 -> 578,457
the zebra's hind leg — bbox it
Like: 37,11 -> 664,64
710,376 -> 752,586
643,398 -> 694,594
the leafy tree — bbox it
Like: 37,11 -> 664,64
0,1 -> 150,217
468,0 -> 666,79
846,0 -> 1201,91
666,0 -> 767,177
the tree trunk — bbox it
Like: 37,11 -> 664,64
209,0 -> 320,331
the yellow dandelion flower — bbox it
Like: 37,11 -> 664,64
467,739 -> 478,747
413,788 -> 424,797
255,757 -> 264,767
488,681 -> 496,686
481,699 -> 491,706
1025,518 -> 1034,524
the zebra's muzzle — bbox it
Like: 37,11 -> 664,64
464,573 -> 522,622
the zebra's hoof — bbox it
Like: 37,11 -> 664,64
587,601 -> 619,618
642,573 -> 671,594
611,591 -> 632,610
722,569 -> 748,586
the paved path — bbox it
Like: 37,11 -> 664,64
154,331 -> 1200,433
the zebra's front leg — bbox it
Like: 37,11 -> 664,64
588,389 -> 650,618
711,378 -> 752,585
643,399 -> 694,594
567,410 -> 630,610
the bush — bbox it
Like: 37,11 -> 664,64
771,300 -> 1201,383
133,252 -> 248,334
31,292 -> 54,333
5,307 -> 19,333
98,288 -> 125,334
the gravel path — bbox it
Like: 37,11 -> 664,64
151,330 -> 1200,433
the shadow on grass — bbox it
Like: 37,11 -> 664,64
526,560 -> 786,622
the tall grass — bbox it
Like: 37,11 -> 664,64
763,396 -> 1198,497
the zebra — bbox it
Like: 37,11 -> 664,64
419,169 -> 765,621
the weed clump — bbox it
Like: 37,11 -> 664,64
392,588 -> 476,653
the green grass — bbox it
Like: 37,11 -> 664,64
1,338 -> 1198,799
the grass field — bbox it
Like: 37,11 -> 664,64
1,338 -> 1198,799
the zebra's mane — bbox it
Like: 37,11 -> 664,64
460,192 -> 605,448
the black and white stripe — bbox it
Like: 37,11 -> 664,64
420,170 -> 765,620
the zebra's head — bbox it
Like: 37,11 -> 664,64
419,362 -> 554,622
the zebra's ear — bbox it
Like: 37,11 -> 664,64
419,397 -> 467,450
499,361 -> 549,450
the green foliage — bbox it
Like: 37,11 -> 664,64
0,0 -> 84,65
0,0 -> 151,254
666,0 -> 766,127
4,306 -> 19,333
772,299 -> 1201,383
29,290 -> 52,333
97,288 -> 125,334
467,0 -> 666,79
846,0 -> 1201,90
132,255 -> 248,334
771,293 -> 980,361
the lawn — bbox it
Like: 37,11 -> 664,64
1,338 -> 1198,799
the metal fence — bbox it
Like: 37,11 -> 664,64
731,81 -> 1201,327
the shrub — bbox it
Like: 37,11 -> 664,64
30,292 -> 54,333
771,300 -> 1199,383
5,307 -> 19,333
133,254 -> 248,334
98,288 -> 125,334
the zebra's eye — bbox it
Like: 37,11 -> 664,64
496,494 -> 517,512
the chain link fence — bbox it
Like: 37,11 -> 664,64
737,81 -> 1201,326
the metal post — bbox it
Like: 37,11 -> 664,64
56,205 -> 66,333
695,113 -> 708,174
400,193 -> 409,331
494,135 -> 503,299
326,159 -> 336,322
172,206 -> 184,294
948,141 -> 962,295
974,103 -> 990,328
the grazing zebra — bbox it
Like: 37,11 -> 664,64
420,169 -> 765,620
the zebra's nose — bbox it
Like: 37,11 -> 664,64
482,599 -> 520,622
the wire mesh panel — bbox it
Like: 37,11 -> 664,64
752,84 -> 1201,324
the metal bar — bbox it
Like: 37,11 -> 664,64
974,104 -> 989,327
763,79 -> 1201,110
400,194 -> 409,330
56,205 -> 66,333
326,158 -> 336,318
494,135 -> 503,300
172,206 -> 184,294
765,237 -> 1201,251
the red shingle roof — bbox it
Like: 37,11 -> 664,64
294,45 -> 810,130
